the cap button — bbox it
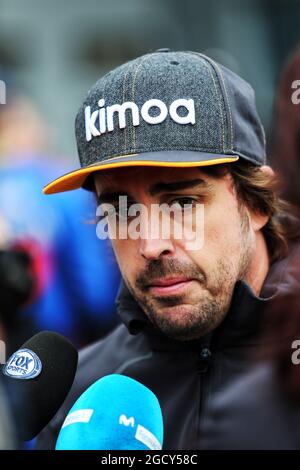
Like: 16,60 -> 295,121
156,48 -> 171,53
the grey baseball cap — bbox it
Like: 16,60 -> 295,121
44,49 -> 266,194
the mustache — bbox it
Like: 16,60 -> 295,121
136,259 -> 206,292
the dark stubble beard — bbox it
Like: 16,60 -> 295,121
125,210 -> 254,341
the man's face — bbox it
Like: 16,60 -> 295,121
94,166 -> 257,341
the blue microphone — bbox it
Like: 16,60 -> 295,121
55,374 -> 163,450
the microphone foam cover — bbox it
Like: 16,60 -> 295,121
3,331 -> 78,440
56,374 -> 163,450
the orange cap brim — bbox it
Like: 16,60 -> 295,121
43,153 -> 239,195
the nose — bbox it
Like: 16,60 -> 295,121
139,236 -> 175,260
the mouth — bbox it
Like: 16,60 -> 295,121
147,277 -> 196,296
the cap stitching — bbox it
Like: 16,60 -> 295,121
97,154 -> 238,164
131,54 -> 155,149
212,61 -> 234,150
188,52 -> 226,153
201,61 -> 225,153
102,75 -> 108,160
88,146 -> 239,161
196,52 -> 234,152
122,66 -> 131,153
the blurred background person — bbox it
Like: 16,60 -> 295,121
0,341 -> 16,449
200,46 -> 300,450
0,221 -> 28,450
0,84 -> 121,352
0,258 -> 17,450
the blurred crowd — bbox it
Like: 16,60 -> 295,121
0,87 -> 121,354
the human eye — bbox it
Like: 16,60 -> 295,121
168,196 -> 198,211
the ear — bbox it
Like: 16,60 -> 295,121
249,165 -> 274,232
260,165 -> 275,178
250,210 -> 270,232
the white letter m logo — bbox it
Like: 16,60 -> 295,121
119,414 -> 135,427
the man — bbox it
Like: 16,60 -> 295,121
36,49 -> 292,449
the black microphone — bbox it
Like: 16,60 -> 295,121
2,331 -> 78,441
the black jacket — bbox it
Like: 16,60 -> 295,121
199,363 -> 300,450
36,254 -> 289,450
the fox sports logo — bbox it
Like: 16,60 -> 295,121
3,348 -> 42,380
